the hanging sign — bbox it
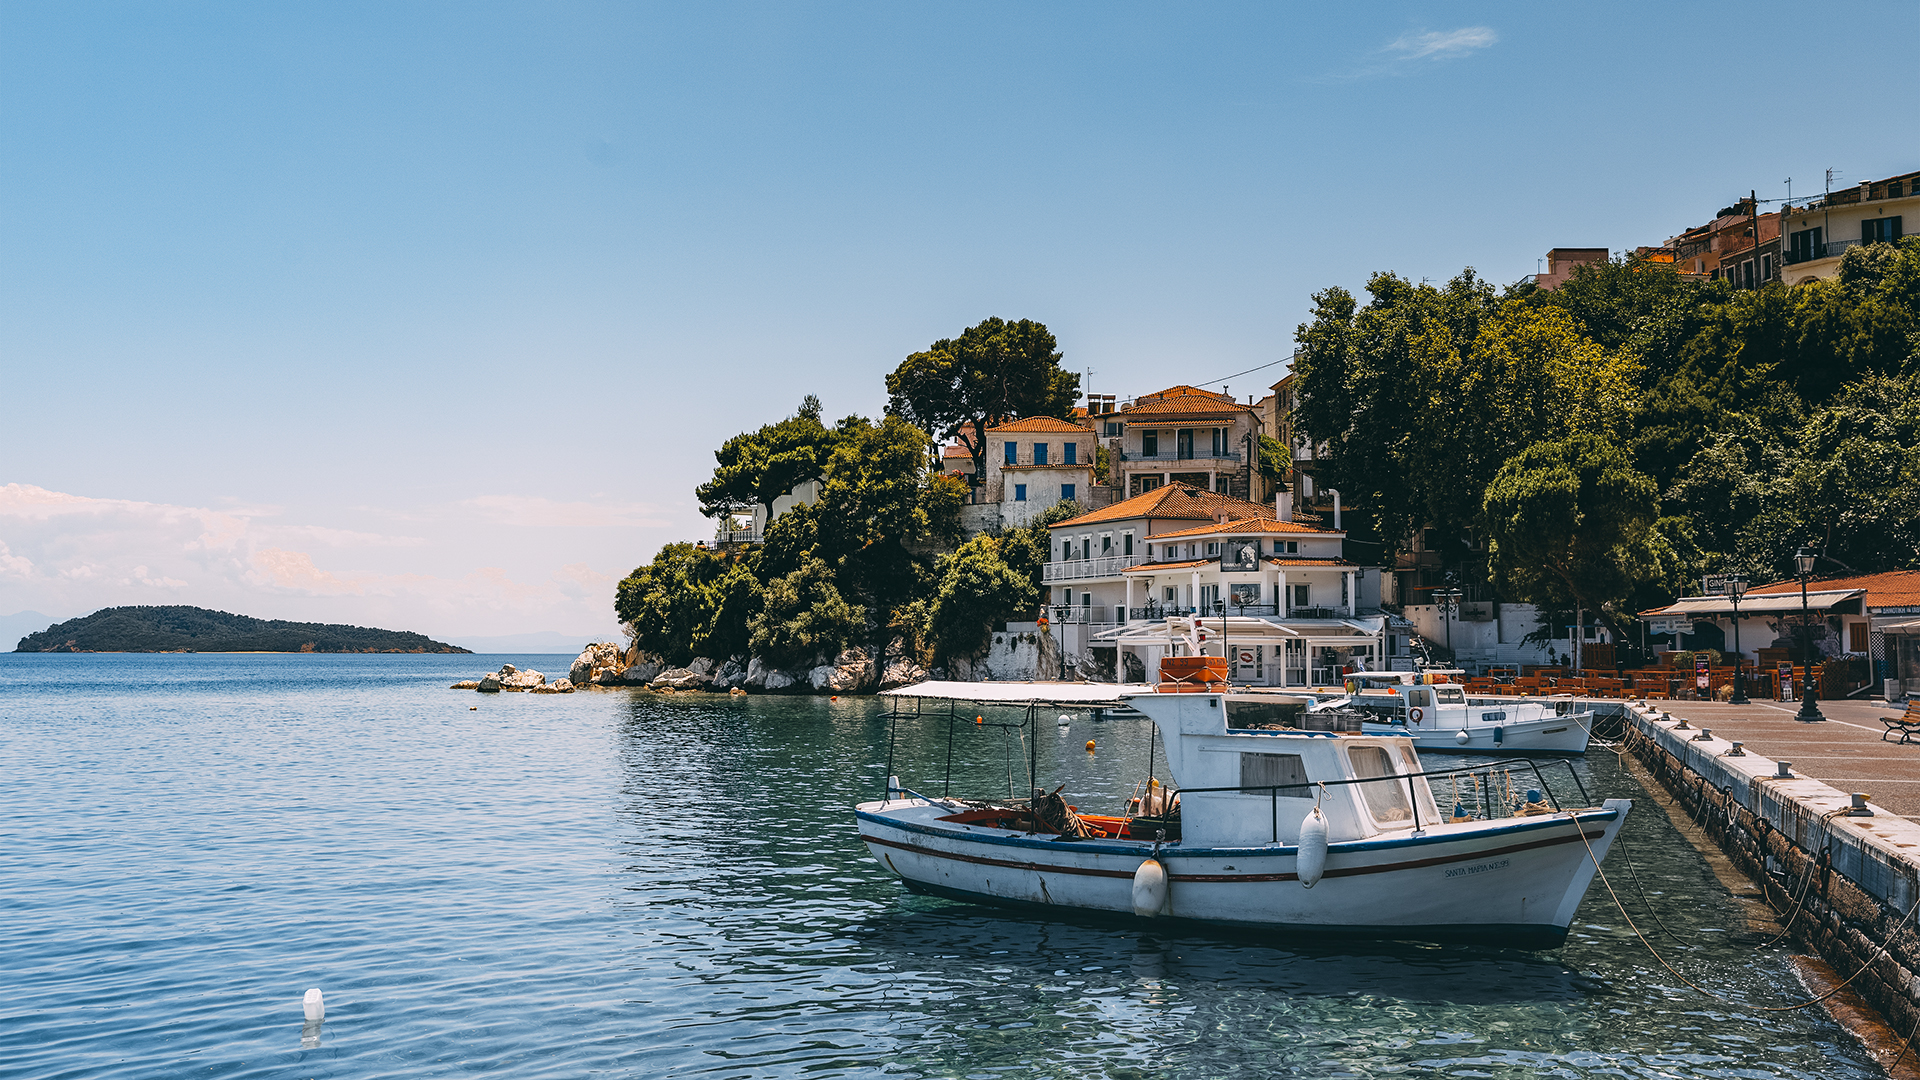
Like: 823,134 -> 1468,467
1695,654 -> 1711,690
1778,661 -> 1795,701
1237,649 -> 1255,664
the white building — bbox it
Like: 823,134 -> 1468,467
1040,482 -> 1401,686
1781,169 -> 1918,286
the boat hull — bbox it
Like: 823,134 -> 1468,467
857,798 -> 1629,947
1365,712 -> 1592,756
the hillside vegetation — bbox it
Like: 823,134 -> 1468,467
14,606 -> 471,653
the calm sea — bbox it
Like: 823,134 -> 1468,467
0,653 -> 1876,1079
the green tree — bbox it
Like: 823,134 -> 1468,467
886,317 -> 1080,482
695,399 -> 841,520
748,557 -> 865,668
1483,432 -> 1660,626
615,543 -> 728,666
928,535 -> 1038,661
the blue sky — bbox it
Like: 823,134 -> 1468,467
3,1 -> 1915,645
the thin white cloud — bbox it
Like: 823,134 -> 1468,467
1384,27 -> 1498,61
0,483 -> 627,639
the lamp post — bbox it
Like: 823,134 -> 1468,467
1725,574 -> 1750,704
1794,547 -> 1826,722
1436,588 -> 1462,663
1213,598 -> 1229,686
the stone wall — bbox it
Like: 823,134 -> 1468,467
1620,704 -> 1920,1041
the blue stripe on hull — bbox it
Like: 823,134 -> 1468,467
896,878 -> 1572,949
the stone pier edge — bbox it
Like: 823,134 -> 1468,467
1614,700 -> 1920,1068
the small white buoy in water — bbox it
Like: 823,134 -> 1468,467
1131,858 -> 1167,916
1297,807 -> 1329,889
1058,714 -> 1071,727
303,988 -> 325,1022
1454,729 -> 1471,745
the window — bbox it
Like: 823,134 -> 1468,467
1205,542 -> 1221,556
1061,483 -> 1075,502
1212,428 -> 1226,456
1142,430 -> 1159,456
1239,753 -> 1310,797
1123,532 -> 1134,556
1346,745 -> 1412,823
1742,260 -> 1754,289
1285,541 -> 1299,554
1034,442 -> 1048,465
1292,583 -> 1311,608
1789,227 -> 1823,263
1864,217 -> 1904,244
1063,441 -> 1077,465
1004,441 -> 1018,465
1101,534 -> 1112,554
1199,584 -> 1219,609
1762,253 -> 1773,280
1013,483 -> 1027,501
1851,623 -> 1869,653
1102,421 -> 1121,437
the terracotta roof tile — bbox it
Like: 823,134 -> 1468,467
1049,483 -> 1269,528
1748,569 -> 1920,609
941,444 -> 972,458
987,415 -> 1090,433
1266,557 -> 1355,568
1148,516 -> 1338,538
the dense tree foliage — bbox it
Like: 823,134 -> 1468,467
886,317 -> 1080,482
1292,237 -> 1920,636
695,396 -> 841,520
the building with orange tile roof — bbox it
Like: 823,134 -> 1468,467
1108,385 -> 1264,503
1034,482 -> 1403,685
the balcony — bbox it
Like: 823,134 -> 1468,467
1044,554 -> 1150,582
1785,238 -> 1862,265
713,525 -> 763,545
1118,450 -> 1243,463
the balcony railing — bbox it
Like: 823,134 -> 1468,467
713,525 -> 763,544
1119,450 -> 1244,463
1120,605 -> 1348,621
1045,554 -> 1150,582
1784,238 -> 1862,265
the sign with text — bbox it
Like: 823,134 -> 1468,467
1695,654 -> 1711,690
1646,617 -> 1690,636
1778,661 -> 1795,701
1219,537 -> 1261,573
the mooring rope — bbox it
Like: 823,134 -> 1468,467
1572,813 -> 1920,1013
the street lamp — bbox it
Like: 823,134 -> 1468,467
1436,588 -> 1463,663
1213,598 -> 1229,686
1794,546 -> 1826,722
1724,574 -> 1750,704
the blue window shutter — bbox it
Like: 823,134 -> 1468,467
1014,484 -> 1027,501
1062,483 -> 1075,501
1005,441 -> 1018,465
1034,442 -> 1048,465
1063,442 -> 1077,465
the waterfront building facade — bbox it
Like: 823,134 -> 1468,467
1781,170 -> 1918,286
1109,386 -> 1261,501
1041,483 -> 1400,686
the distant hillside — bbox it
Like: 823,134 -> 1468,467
14,606 -> 471,654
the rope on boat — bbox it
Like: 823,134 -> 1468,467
1571,812 -> 1920,1013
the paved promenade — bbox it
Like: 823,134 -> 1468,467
1631,697 -> 1920,817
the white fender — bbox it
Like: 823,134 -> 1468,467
1455,729 -> 1472,745
1297,807 -> 1329,888
1131,858 -> 1168,916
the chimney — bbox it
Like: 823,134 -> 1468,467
1275,492 -> 1293,522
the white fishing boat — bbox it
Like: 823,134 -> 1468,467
1306,671 -> 1593,756
858,676 -> 1630,948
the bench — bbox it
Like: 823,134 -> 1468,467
1882,702 -> 1920,744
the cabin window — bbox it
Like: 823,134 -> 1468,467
1435,687 -> 1464,704
1346,745 -> 1413,824
1239,752 -> 1310,797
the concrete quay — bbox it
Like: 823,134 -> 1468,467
1626,697 -> 1920,817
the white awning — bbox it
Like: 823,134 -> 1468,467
1091,617 -> 1381,645
884,680 -> 1137,705
1640,589 -> 1862,619
1881,619 -> 1920,634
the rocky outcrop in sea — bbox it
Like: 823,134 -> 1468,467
451,643 -> 925,696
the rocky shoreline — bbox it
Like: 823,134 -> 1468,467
451,642 -> 927,696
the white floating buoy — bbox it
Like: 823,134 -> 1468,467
1131,858 -> 1167,917
1297,807 -> 1329,889
1454,729 -> 1471,745
303,988 -> 325,1022
1058,714 -> 1072,728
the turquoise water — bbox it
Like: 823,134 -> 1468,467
0,653 -> 1877,1078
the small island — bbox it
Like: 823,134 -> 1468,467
13,606 -> 471,653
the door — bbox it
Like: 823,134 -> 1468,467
1284,639 -> 1307,686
